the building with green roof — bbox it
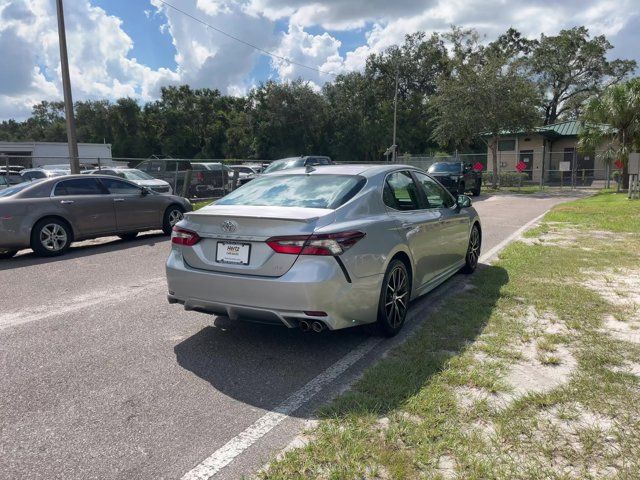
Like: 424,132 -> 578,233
485,120 -> 612,182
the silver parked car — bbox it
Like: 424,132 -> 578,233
0,175 -> 192,259
166,165 -> 481,336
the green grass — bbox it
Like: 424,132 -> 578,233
192,200 -> 212,211
545,190 -> 640,233
260,192 -> 640,479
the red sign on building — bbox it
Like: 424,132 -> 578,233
516,161 -> 527,173
614,159 -> 624,169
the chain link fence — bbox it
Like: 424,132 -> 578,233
397,151 -> 622,190
4,152 -> 626,196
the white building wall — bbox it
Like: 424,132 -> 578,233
0,141 -> 112,168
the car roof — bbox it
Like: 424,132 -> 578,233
266,164 -> 420,177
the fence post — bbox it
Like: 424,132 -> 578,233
97,157 -> 102,170
571,150 -> 577,190
181,169 -> 192,198
174,162 -> 179,194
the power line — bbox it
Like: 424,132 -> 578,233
153,0 -> 340,78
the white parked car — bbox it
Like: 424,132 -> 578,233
228,165 -> 260,185
89,167 -> 173,194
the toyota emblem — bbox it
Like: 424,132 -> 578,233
221,220 -> 238,233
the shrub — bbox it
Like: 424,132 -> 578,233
482,171 -> 529,187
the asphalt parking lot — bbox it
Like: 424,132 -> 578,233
0,192 -> 588,480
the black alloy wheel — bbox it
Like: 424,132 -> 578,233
376,259 -> 410,337
462,224 -> 481,273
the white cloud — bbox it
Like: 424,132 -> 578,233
0,0 -> 179,119
272,23 -> 344,85
0,0 -> 638,121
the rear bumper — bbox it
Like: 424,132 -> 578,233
166,248 -> 383,330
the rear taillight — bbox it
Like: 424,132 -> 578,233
266,231 -> 365,256
171,227 -> 200,246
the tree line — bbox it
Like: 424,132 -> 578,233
0,26 -> 636,162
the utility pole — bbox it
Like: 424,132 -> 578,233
392,70 -> 399,163
55,0 -> 80,174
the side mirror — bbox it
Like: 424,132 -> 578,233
457,194 -> 472,209
141,187 -> 149,196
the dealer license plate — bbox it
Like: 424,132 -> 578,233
216,242 -> 250,265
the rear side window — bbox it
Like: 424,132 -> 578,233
140,161 -> 162,173
54,178 -> 105,196
100,178 -> 141,195
216,174 -> 365,209
384,171 -> 423,211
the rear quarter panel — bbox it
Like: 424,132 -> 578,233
315,173 -> 412,280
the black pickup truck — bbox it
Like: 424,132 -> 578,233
427,161 -> 482,196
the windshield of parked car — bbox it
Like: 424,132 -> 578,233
121,169 -> 155,181
0,173 -> 25,185
262,158 -> 304,174
216,174 -> 365,209
428,162 -> 462,173
0,181 -> 33,197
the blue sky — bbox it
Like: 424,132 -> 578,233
0,0 -> 639,120
93,0 -> 177,70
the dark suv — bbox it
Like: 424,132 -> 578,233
427,161 -> 482,196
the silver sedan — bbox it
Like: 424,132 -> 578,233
166,164 -> 481,336
0,175 -> 192,259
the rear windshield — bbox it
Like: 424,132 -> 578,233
122,169 -> 154,181
428,162 -> 462,173
216,174 -> 365,209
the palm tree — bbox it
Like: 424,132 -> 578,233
578,78 -> 640,189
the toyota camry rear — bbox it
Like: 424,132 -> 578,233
166,164 -> 481,335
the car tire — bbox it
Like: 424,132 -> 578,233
118,232 -> 138,241
162,205 -> 184,235
0,249 -> 18,259
472,181 -> 481,196
461,224 -> 481,274
375,259 -> 411,337
30,218 -> 72,257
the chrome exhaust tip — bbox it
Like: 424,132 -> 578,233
311,321 -> 325,333
299,320 -> 311,332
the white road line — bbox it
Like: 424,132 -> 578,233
0,278 -> 165,330
180,337 -> 383,480
182,208 -> 552,480
479,210 -> 547,264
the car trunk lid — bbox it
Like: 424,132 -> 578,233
179,205 -> 335,277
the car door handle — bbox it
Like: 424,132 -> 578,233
60,200 -> 74,205
113,198 -> 125,202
